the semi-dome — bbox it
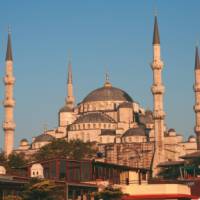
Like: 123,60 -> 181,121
122,126 -> 146,137
82,83 -> 133,103
73,112 -> 116,124
34,134 -> 55,143
118,102 -> 133,109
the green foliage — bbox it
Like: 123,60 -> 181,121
0,151 -> 28,175
0,150 -> 7,164
34,139 -> 97,161
7,152 -> 28,169
22,178 -> 64,200
95,186 -> 123,200
4,195 -> 22,200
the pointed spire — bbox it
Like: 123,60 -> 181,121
5,27 -> 13,61
153,16 -> 160,45
195,46 -> 200,69
67,59 -> 72,84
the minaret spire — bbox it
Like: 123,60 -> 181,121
195,46 -> 200,69
65,57 -> 75,109
194,46 -> 200,149
151,15 -> 165,175
3,30 -> 16,156
6,28 -> 13,61
153,16 -> 160,45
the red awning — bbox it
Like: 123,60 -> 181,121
122,194 -> 199,200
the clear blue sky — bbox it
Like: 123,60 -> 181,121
0,0 -> 200,148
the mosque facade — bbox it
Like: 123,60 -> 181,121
3,16 -> 199,174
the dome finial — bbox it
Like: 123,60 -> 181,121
104,66 -> 112,87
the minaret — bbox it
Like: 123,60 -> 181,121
151,16 -> 165,173
3,30 -> 16,156
65,59 -> 75,109
194,46 -> 200,149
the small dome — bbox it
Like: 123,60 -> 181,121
188,135 -> 196,142
34,134 -> 55,143
83,85 -> 133,103
59,105 -> 73,113
73,112 -> 116,124
168,128 -> 176,133
123,126 -> 146,137
20,138 -> 29,146
168,128 -> 176,136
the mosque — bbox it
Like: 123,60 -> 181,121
2,16 -> 199,175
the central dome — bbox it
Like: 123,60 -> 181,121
83,83 -> 133,103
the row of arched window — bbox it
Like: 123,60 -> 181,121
70,123 -> 115,131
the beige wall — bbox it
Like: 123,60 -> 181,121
121,183 -> 191,195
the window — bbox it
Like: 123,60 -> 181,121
59,160 -> 66,179
141,172 -> 146,181
81,162 -> 91,181
68,161 -> 80,182
50,161 -> 57,178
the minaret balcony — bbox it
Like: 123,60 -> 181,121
195,126 -> 200,133
3,121 -> 16,130
153,110 -> 165,119
151,85 -> 165,94
194,104 -> 200,112
151,60 -> 164,70
193,84 -> 200,92
3,99 -> 15,107
4,76 -> 15,85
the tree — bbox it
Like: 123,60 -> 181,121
7,152 -> 28,168
94,186 -> 123,200
34,139 -> 97,161
0,150 -> 7,164
6,152 -> 28,175
22,178 -> 64,200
